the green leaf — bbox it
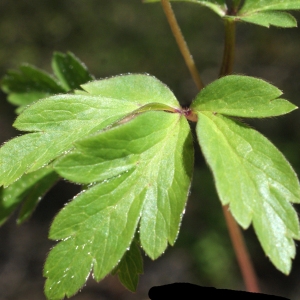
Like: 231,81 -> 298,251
236,11 -> 297,28
1,65 -> 65,112
0,167 -> 59,226
0,131 -> 81,187
0,75 -> 180,187
191,75 -> 297,118
236,0 -> 300,27
16,169 -> 59,224
52,52 -> 94,91
112,237 -> 143,292
44,111 -> 193,299
79,74 -> 180,107
240,0 -> 300,14
196,112 -> 300,274
144,0 -> 227,17
53,139 -> 137,184
1,52 -> 94,113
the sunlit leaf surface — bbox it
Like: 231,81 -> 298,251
191,75 -> 297,117
196,112 -> 300,273
0,74 -> 179,187
45,111 -> 193,299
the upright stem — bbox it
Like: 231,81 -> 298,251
222,206 -> 260,292
160,0 -> 204,90
232,0 -> 242,11
160,1 -> 259,293
219,18 -> 260,293
219,19 -> 236,77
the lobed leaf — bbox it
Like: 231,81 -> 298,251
0,167 -> 59,226
236,11 -> 297,28
239,0 -> 300,14
112,237 -> 143,292
144,0 -> 300,27
236,0 -> 300,28
1,65 -> 64,113
0,131 -> 92,187
196,112 -> 300,273
0,74 -> 180,187
143,0 -> 227,17
191,75 -> 297,118
79,73 -> 179,107
52,51 -> 94,91
16,169 -> 59,224
1,52 -> 94,113
45,111 -> 193,299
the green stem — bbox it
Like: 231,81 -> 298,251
219,18 -> 236,77
160,0 -> 204,90
219,18 -> 260,293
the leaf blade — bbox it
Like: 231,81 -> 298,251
52,51 -> 94,91
0,130 -> 108,187
113,237 -> 143,292
0,167 -> 58,226
237,11 -> 297,28
196,112 -> 300,273
55,111 -> 193,257
1,64 -> 65,112
17,169 -> 59,224
240,0 -> 300,14
191,75 -> 297,118
0,75 -> 180,186
45,111 -> 193,298
80,74 -> 180,108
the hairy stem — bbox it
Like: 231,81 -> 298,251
220,18 -> 260,293
160,0 -> 204,90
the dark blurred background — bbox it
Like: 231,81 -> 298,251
0,1 -> 300,299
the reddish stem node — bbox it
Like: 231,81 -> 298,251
174,107 -> 198,122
